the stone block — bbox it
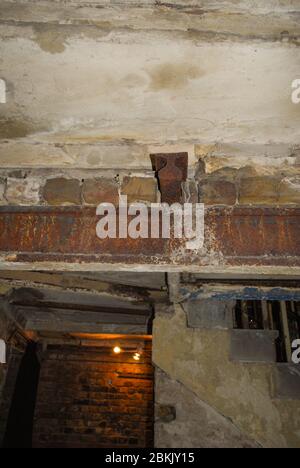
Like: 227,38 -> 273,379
278,177 -> 300,204
82,178 -> 119,206
239,177 -> 279,205
230,329 -> 279,363
43,178 -> 81,205
236,166 -> 258,179
185,299 -> 234,330
199,179 -> 237,205
208,167 -> 238,181
5,177 -> 41,205
121,177 -> 158,204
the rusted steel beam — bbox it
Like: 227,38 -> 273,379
0,206 -> 298,267
0,206 -> 169,261
206,207 -> 299,266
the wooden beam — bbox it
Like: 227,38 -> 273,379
280,301 -> 292,362
19,306 -> 150,325
0,271 -> 167,302
262,301 -> 269,330
25,319 -> 149,335
18,304 -> 152,335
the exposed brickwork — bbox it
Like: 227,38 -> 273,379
33,342 -> 154,448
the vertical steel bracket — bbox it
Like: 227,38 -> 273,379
150,152 -> 188,204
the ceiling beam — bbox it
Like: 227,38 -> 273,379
0,273 -> 167,304
25,315 -> 150,335
0,206 -> 298,273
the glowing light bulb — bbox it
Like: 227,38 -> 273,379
113,346 -> 122,354
133,353 -> 141,361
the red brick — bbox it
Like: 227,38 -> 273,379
33,342 -> 154,449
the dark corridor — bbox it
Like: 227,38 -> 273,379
2,342 -> 40,449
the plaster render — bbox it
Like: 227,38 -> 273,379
153,304 -> 300,448
0,0 -> 299,171
155,368 -> 259,448
1,38 -> 298,145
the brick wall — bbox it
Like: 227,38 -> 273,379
33,342 -> 154,448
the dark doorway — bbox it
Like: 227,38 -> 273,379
2,342 -> 40,448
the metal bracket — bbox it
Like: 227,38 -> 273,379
150,152 -> 188,204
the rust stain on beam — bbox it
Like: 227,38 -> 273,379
0,206 -> 169,262
0,206 -> 298,267
206,207 -> 299,266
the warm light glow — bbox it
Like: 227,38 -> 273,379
113,346 -> 122,354
133,353 -> 141,361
